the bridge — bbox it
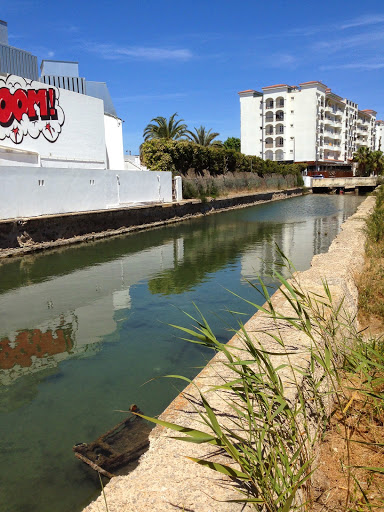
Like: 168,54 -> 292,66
304,176 -> 379,194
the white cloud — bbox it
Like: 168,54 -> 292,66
267,53 -> 298,68
340,14 -> 384,29
86,43 -> 193,61
288,13 -> 384,37
314,31 -> 384,52
320,61 -> 384,71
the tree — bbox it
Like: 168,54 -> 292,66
185,125 -> 222,147
223,137 -> 241,152
143,113 -> 187,141
353,146 -> 372,177
370,150 -> 384,176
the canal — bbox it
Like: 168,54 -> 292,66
0,194 -> 364,512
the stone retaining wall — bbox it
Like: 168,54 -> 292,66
83,195 -> 375,512
0,188 -> 302,258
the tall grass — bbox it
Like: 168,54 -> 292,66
182,171 -> 301,200
359,185 -> 384,319
134,244 -> 383,510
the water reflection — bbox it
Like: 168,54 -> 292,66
0,240 -> 180,388
0,194 -> 364,512
0,195 -> 361,392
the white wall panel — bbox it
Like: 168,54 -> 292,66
0,167 -> 174,219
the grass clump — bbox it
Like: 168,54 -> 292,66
359,185 -> 384,319
136,247 -> 384,511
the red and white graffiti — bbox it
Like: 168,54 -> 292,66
0,75 -> 65,144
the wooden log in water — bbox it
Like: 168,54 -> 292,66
74,451 -> 115,479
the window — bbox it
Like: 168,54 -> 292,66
276,111 -> 284,121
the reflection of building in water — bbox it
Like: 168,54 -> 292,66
0,238 -> 183,385
241,206 -> 349,281
0,324 -> 73,370
241,222 -> 296,281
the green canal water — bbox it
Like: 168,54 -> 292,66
0,194 -> 364,512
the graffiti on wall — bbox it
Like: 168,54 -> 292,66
0,75 -> 65,144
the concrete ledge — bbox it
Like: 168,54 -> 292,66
0,188 -> 302,258
82,195 -> 375,512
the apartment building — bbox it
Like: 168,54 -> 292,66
239,81 -> 376,174
376,120 -> 384,151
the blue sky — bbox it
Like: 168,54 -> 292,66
2,0 -> 384,153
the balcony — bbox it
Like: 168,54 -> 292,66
324,117 -> 336,126
323,143 -> 341,150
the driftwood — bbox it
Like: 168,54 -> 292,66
74,452 -> 115,479
73,405 -> 152,477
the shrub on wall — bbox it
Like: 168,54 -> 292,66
181,171 -> 303,200
141,139 -> 307,178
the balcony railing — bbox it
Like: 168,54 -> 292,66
324,143 -> 341,150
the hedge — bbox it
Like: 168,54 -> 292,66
140,139 -> 307,177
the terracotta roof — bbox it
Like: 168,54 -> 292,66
262,84 -> 289,89
299,80 -> 327,87
238,89 -> 256,94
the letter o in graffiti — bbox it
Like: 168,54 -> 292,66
0,87 -> 14,127
13,89 -> 28,122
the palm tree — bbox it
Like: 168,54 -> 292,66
143,113 -> 187,141
353,146 -> 371,177
185,126 -> 222,147
370,150 -> 384,176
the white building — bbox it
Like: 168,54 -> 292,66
0,73 -> 124,169
375,120 -> 384,151
0,19 -> 38,80
0,21 -> 124,170
239,81 -> 377,175
0,20 -> 178,219
39,59 -> 125,170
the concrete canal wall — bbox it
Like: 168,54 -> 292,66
0,187 -> 302,258
83,195 -> 375,512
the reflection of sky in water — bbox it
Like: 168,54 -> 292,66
0,194 -> 364,512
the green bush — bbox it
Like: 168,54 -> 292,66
141,139 -> 307,178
